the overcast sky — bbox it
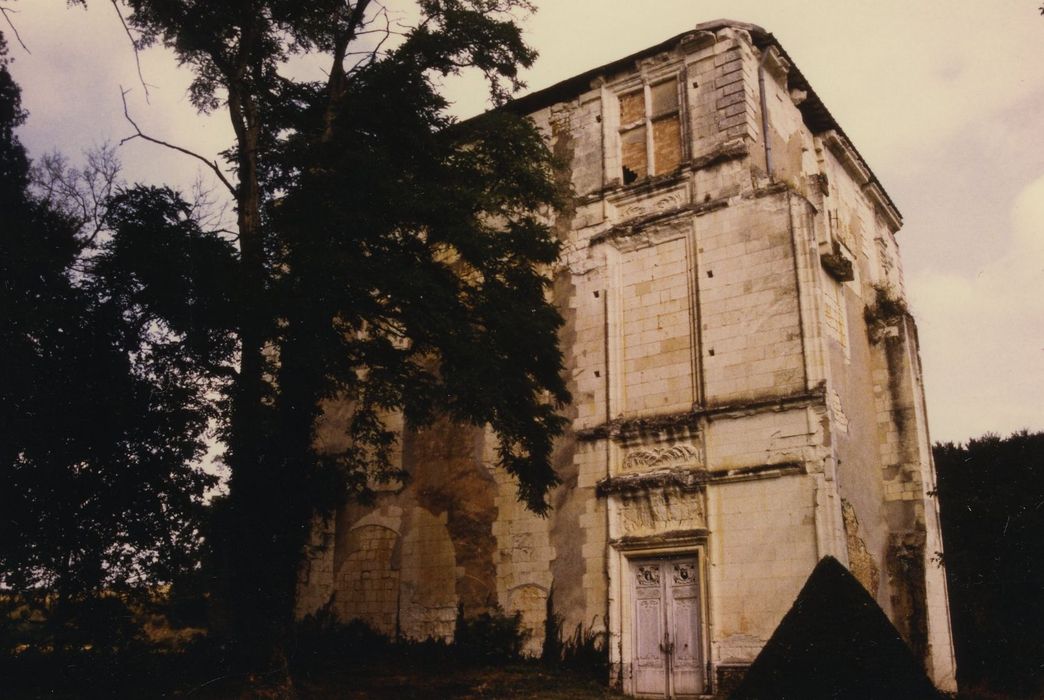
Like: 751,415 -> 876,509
6,0 -> 1042,444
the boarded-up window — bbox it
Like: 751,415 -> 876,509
649,80 -> 679,117
653,115 -> 681,173
621,126 -> 647,183
619,77 -> 682,184
620,90 -> 646,183
619,90 -> 645,126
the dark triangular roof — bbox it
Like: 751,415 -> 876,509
730,556 -> 939,700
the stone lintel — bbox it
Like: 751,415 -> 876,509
597,461 -> 805,499
705,461 -> 805,485
610,528 -> 709,551
577,387 -> 827,443
597,467 -> 709,497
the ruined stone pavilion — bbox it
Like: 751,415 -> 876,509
296,19 -> 958,697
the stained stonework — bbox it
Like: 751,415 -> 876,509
841,498 -> 881,597
398,508 -> 459,642
297,19 -> 957,697
334,521 -> 401,636
887,531 -> 929,663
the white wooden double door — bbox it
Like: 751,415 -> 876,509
631,556 -> 704,698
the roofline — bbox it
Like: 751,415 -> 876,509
501,19 -> 902,225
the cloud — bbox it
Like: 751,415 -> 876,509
8,0 -> 1041,443
8,3 -> 235,198
909,174 -> 1044,443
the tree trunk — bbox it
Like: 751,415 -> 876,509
223,71 -> 294,679
217,3 -> 377,683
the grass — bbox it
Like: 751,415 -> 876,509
2,647 -> 1036,699
294,661 -> 626,699
1,645 -> 625,698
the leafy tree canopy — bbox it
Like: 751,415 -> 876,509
0,32 -> 215,629
56,0 -> 570,674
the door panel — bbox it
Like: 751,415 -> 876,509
667,560 -> 702,696
631,556 -> 703,698
634,563 -> 667,695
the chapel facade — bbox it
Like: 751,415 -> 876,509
295,20 -> 957,697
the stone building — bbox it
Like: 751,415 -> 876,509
296,19 -> 957,697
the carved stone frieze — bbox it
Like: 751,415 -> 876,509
597,467 -> 707,497
622,192 -> 685,220
623,443 -> 703,472
613,484 -> 707,537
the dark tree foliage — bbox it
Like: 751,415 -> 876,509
0,32 -> 215,641
934,431 -> 1044,697
82,0 -> 570,676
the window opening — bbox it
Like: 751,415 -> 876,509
620,77 -> 682,184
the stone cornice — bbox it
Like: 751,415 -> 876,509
576,385 -> 827,442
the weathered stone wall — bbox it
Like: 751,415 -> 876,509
296,417 -> 498,643
697,192 -> 805,406
708,474 -> 820,664
295,19 -> 956,695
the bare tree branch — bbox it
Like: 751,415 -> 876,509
320,0 -> 380,139
109,0 -> 151,103
1,6 -> 30,53
30,146 -> 123,244
118,87 -> 237,197
189,171 -> 235,241
344,5 -> 410,80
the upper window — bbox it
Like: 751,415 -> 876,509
619,77 -> 682,184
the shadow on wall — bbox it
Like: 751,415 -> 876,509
333,506 -> 459,642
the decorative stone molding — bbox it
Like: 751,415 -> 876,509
611,482 -> 708,536
597,467 -> 707,497
597,461 -> 805,498
822,130 -> 870,186
623,443 -> 704,472
864,182 -> 902,232
622,192 -> 685,220
603,178 -> 690,231
576,386 -> 828,443
690,138 -> 748,171
676,30 -> 718,54
761,44 -> 791,81
610,529 -> 708,551
591,209 -> 691,252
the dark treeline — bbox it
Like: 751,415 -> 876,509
935,430 -> 1044,698
1,0 -> 571,692
0,27 -> 215,650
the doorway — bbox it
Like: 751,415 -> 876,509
630,555 -> 704,698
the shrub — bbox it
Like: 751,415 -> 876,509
453,605 -> 525,664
